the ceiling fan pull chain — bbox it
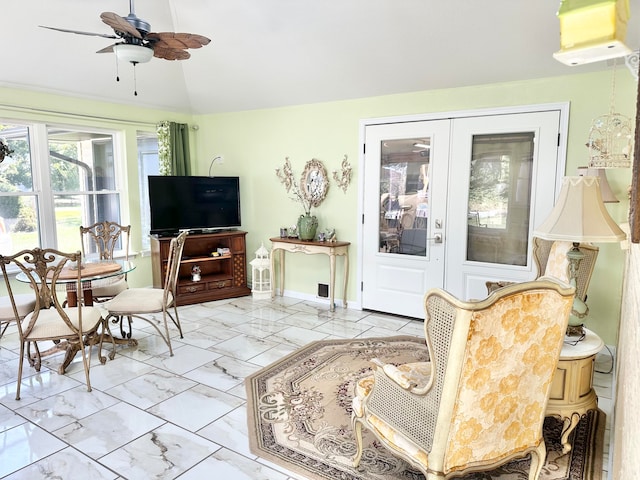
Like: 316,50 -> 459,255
115,55 -> 120,83
133,63 -> 139,96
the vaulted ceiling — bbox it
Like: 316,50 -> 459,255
3,0 -> 639,115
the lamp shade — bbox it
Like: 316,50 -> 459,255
533,176 -> 626,242
114,44 -> 153,64
576,166 -> 619,202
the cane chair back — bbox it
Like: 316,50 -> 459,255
0,248 -> 106,400
532,236 -> 598,302
485,237 -> 598,299
352,278 -> 575,479
104,230 -> 188,357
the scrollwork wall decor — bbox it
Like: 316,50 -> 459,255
332,155 -> 352,193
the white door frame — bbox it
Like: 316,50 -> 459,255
355,102 -> 569,312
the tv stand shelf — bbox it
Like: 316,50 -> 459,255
151,230 -> 250,306
181,254 -> 232,264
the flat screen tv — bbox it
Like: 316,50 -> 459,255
149,176 -> 241,235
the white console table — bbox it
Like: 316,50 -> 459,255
269,237 -> 350,312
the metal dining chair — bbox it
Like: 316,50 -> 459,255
0,248 -> 109,400
103,230 -> 188,358
80,221 -> 131,337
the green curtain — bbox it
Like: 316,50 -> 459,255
157,121 -> 191,176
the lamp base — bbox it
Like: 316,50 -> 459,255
566,324 -> 585,337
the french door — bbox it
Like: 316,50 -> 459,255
361,107 -> 565,318
362,120 -> 450,318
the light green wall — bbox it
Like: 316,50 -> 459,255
1,68 -> 636,345
193,70 -> 636,346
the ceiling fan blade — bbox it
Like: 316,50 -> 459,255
153,46 -> 191,61
39,25 -> 118,39
147,32 -> 211,50
100,11 -> 142,39
96,44 -> 116,54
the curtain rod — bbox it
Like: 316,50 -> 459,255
0,103 -> 159,128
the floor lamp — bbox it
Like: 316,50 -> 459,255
533,176 -> 626,336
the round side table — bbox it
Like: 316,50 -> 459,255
546,328 -> 604,453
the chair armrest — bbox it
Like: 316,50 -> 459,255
372,358 -> 432,395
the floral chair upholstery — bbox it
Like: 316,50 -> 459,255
352,278 -> 575,479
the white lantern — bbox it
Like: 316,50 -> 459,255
250,243 -> 272,299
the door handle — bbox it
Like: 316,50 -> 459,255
426,233 -> 443,243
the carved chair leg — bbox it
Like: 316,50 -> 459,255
352,418 -> 364,468
528,440 -> 546,480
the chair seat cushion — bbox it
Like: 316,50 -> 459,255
106,288 -> 171,315
91,277 -> 128,298
22,307 -> 103,340
0,294 -> 37,320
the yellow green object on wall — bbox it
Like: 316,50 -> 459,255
557,0 -> 629,50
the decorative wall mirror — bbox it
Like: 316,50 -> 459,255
300,158 -> 329,208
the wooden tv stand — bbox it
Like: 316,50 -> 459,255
151,230 -> 251,306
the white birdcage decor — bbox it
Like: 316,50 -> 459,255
587,61 -> 633,168
250,243 -> 272,299
587,112 -> 633,168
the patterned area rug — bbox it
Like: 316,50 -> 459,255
246,336 -> 605,480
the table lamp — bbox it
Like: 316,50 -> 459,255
533,175 -> 626,336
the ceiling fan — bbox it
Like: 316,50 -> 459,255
40,0 -> 211,94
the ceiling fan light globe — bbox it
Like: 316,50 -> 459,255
114,44 -> 153,64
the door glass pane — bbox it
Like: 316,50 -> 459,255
467,132 -> 534,265
379,137 -> 430,257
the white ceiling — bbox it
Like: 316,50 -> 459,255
3,0 -> 639,115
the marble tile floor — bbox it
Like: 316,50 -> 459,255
0,296 -> 614,480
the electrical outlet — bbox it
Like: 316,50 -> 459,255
217,155 -> 224,164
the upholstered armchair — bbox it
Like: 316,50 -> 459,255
352,278 -> 575,479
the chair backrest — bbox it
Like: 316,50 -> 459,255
422,279 -> 573,474
163,230 -> 188,304
0,248 -> 84,338
80,221 -> 131,260
532,236 -> 598,301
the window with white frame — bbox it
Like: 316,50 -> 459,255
137,131 -> 160,251
0,121 -> 122,254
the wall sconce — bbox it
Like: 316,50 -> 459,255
332,155 -> 352,193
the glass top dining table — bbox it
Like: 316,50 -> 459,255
16,259 -> 136,307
